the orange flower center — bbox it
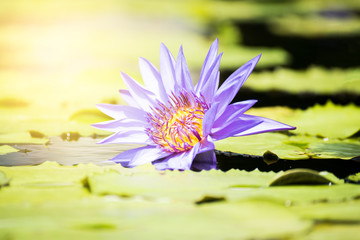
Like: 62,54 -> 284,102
146,92 -> 209,152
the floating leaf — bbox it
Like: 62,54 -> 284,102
250,67 -> 360,94
69,109 -> 112,124
307,141 -> 360,159
269,169 -> 335,186
0,171 -> 9,187
249,102 -> 360,139
29,130 -> 46,138
215,133 -> 305,160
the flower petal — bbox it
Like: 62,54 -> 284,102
199,53 -> 223,103
160,43 -> 177,94
152,157 -> 174,171
175,45 -> 193,92
153,143 -> 200,170
167,143 -> 200,170
233,115 -> 296,137
195,39 -> 219,93
191,150 -> 217,171
202,102 -> 219,137
214,54 -> 261,116
119,89 -> 140,108
92,118 -> 146,132
97,128 -> 151,145
111,145 -> 171,167
96,103 -> 146,120
120,72 -> 158,112
139,57 -> 168,102
213,99 -> 257,129
210,117 -> 263,141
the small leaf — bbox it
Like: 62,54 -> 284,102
29,130 -> 46,138
263,150 -> 279,165
195,195 -> 226,205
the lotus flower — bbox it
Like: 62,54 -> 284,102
93,39 -> 295,170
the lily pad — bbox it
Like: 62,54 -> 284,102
307,141 -> 360,159
215,133 -> 305,160
0,171 -> 9,188
249,67 -> 360,94
269,169 -> 335,186
270,15 -> 360,37
248,102 -> 360,139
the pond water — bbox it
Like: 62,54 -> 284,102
1,136 -> 359,180
0,137 -> 138,166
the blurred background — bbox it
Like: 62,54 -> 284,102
0,0 -> 359,144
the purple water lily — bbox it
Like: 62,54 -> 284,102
93,39 -> 295,171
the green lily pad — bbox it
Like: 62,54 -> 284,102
86,168 -> 277,201
215,133 -> 306,160
0,162 -> 359,240
248,102 -> 360,139
307,141 -> 360,159
303,224 -> 360,240
249,67 -> 360,94
269,169 -> 335,186
270,15 -> 360,37
347,173 -> 360,183
0,171 -> 10,188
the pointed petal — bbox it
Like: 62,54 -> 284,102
139,57 -> 168,102
154,143 -> 200,170
213,99 -> 257,129
159,43 -> 177,94
111,145 -> 170,168
199,136 -> 215,153
175,45 -> 193,91
233,115 -> 296,137
92,118 -> 146,132
196,39 -> 219,93
210,117 -> 263,141
152,156 -> 174,171
199,53 -> 223,103
191,150 -> 217,171
97,128 -> 150,144
121,72 -> 158,112
96,103 -> 146,120
166,143 -> 200,170
214,54 -> 261,116
119,89 -> 140,108
202,102 -> 219,137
